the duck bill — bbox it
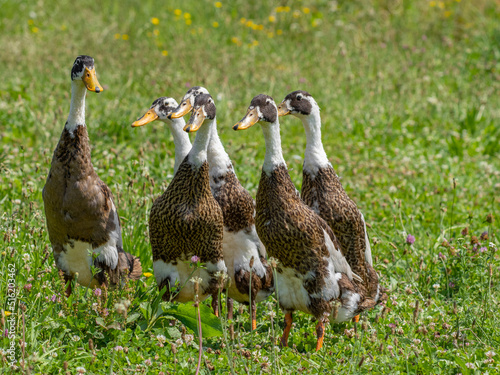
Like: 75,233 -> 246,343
184,107 -> 206,133
277,103 -> 291,117
170,98 -> 193,119
233,108 -> 259,130
131,109 -> 158,127
82,67 -> 103,93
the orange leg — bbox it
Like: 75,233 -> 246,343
280,312 -> 293,348
250,298 -> 257,331
352,315 -> 360,323
315,320 -> 326,351
212,293 -> 219,317
227,298 -> 234,340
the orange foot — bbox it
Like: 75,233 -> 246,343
280,313 -> 293,347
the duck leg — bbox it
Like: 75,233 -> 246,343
280,312 -> 293,347
227,297 -> 234,339
352,315 -> 360,323
211,293 -> 219,317
315,318 -> 327,351
250,297 -> 257,331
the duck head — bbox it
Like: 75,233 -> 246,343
131,97 -> 180,127
184,93 -> 216,133
71,55 -> 103,93
277,90 -> 319,118
233,94 -> 278,130
169,86 -> 210,119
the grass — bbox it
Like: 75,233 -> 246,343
0,0 -> 499,373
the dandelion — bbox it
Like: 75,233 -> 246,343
186,19 -> 192,25
444,11 -> 452,17
4,311 -> 11,317
438,1 -> 445,9
231,37 -> 240,44
143,272 -> 153,278
302,7 -> 310,14
269,15 -> 276,22
122,34 -> 129,40
184,12 -> 191,19
240,17 -> 246,24
251,40 -> 259,47
31,27 -> 39,33
162,50 -> 168,56
406,234 -> 415,245
429,1 -> 436,7
215,2 -> 222,7
174,9 -> 182,16
94,288 -> 102,297
212,21 -> 219,28
151,17 -> 160,25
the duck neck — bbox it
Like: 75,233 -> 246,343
207,118 -> 233,178
188,119 -> 213,168
65,80 -> 87,135
301,109 -> 330,172
167,117 -> 191,174
261,120 -> 286,175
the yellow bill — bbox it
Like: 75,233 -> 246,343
132,109 -> 158,127
82,67 -> 103,93
170,98 -> 193,119
233,107 -> 259,130
277,103 -> 291,117
184,107 -> 206,132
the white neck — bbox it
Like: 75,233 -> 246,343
65,80 -> 87,134
300,109 -> 330,175
166,117 -> 192,174
207,118 -> 233,179
261,120 -> 286,175
188,119 -> 214,168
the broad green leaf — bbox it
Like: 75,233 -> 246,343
162,303 -> 222,338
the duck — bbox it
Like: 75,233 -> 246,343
43,55 -> 142,296
169,87 -> 274,331
233,94 -> 365,351
133,93 -> 226,311
277,90 -> 385,311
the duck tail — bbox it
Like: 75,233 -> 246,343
118,248 -> 143,280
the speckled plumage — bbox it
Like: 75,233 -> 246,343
43,125 -> 142,291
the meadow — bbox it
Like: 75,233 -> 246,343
0,0 -> 499,373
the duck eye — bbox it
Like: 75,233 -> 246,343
297,95 -> 302,100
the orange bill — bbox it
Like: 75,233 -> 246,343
233,107 -> 259,130
131,109 -> 158,127
82,67 -> 103,93
170,98 -> 193,119
277,102 -> 291,117
184,107 -> 206,132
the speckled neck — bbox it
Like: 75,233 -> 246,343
207,118 -> 232,178
167,117 -> 191,174
188,119 -> 213,168
65,80 -> 87,134
301,109 -> 330,175
261,120 -> 286,175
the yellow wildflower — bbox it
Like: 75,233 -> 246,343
60,24 -> 67,31
28,19 -> 34,25
277,29 -> 283,35
31,27 -> 39,33
161,50 -> 168,56
246,20 -> 253,27
184,12 -> 191,19
267,31 -> 274,38
302,7 -> 310,14
143,272 -> 153,278
4,311 -> 12,317
240,17 -> 246,24
444,10 -> 452,17
252,40 -> 259,46
252,24 -> 259,30
429,1 -> 436,6
151,17 -> 160,25
215,1 -> 222,8
438,1 -> 444,8
114,33 -> 121,39
174,9 -> 182,16
213,21 -> 219,28
293,10 -> 301,18
1,251 -> 6,256
269,15 -> 276,22
186,19 -> 192,25
283,6 -> 291,12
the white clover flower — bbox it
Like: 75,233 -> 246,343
432,284 -> 440,289
465,363 -> 475,369
72,335 -> 81,342
156,334 -> 166,343
76,367 -> 86,373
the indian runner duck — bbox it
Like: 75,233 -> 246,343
233,94 -> 364,351
170,86 -> 273,332
133,93 -> 226,311
43,55 -> 142,295
277,90 -> 385,311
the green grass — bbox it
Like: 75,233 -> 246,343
1,0 -> 499,373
